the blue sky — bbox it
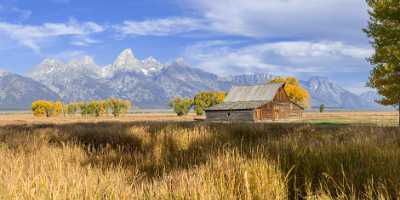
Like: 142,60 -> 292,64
0,0 -> 373,93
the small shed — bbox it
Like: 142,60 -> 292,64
205,83 -> 304,122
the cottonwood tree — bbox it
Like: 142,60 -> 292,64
364,0 -> 400,126
169,97 -> 193,116
193,91 -> 226,115
269,77 -> 310,108
31,100 -> 55,117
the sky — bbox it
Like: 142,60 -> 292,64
0,0 -> 374,94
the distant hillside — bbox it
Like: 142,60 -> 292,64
0,71 -> 59,110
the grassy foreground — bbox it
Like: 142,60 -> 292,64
0,122 -> 399,199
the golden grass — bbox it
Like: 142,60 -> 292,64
0,122 -> 399,199
0,111 -> 397,126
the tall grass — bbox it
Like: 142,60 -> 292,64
0,122 -> 399,199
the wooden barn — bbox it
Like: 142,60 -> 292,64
205,83 -> 304,122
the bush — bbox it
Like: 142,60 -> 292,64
169,97 -> 193,116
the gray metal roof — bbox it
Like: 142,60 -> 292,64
225,83 -> 284,102
206,101 -> 268,111
206,83 -> 285,111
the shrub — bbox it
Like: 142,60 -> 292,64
169,97 -> 193,116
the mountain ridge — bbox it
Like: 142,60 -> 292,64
5,48 -> 386,110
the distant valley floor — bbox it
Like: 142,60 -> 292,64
0,111 -> 397,126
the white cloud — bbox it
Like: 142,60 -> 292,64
184,0 -> 369,42
114,17 -> 207,36
0,19 -> 104,52
184,40 -> 373,76
70,36 -> 100,46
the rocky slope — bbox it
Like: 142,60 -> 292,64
0,70 -> 59,110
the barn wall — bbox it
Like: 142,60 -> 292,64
205,110 -> 255,122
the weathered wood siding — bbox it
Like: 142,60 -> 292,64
205,110 -> 255,122
255,87 -> 303,121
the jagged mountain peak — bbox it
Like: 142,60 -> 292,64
69,56 -> 96,67
40,58 -> 65,66
0,69 -> 10,77
113,48 -> 140,67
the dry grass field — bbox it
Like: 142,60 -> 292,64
0,111 -> 399,199
0,111 -> 397,126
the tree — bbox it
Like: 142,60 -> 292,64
31,100 -> 54,117
364,0 -> 400,126
66,103 -> 79,115
269,77 -> 310,108
108,99 -> 131,117
88,100 -> 106,117
53,101 -> 64,116
169,97 -> 193,116
193,91 -> 226,115
320,104 -> 325,113
78,102 -> 91,116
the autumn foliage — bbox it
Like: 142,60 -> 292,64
269,76 -> 310,108
169,97 -> 193,116
193,91 -> 226,115
32,99 -> 132,117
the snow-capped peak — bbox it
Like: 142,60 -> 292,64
0,69 -> 9,77
142,56 -> 163,72
102,49 -> 164,77
69,56 -> 97,67
113,48 -> 141,67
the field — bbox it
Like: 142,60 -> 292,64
0,112 -> 399,199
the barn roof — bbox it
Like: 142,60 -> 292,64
225,83 -> 284,102
206,83 -> 285,111
206,101 -> 269,111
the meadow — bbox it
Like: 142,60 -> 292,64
0,112 -> 399,199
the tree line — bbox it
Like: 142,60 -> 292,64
31,99 -> 132,117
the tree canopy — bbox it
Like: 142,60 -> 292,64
269,76 -> 310,108
364,0 -> 400,125
193,91 -> 226,115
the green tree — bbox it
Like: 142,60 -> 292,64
193,91 -> 226,115
320,104 -> 325,113
108,99 -> 131,117
78,102 -> 91,116
364,0 -> 400,126
269,76 -> 310,108
169,97 -> 193,116
66,103 -> 79,115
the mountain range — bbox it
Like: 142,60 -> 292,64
0,48 -> 390,110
